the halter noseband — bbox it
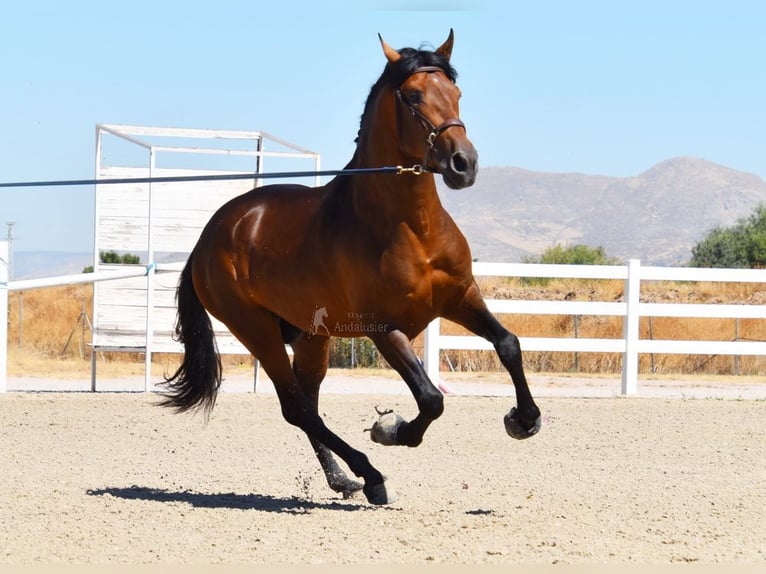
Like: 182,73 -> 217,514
395,66 -> 465,156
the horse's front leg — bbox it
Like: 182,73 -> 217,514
368,329 -> 444,447
445,282 -> 542,439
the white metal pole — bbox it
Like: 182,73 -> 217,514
621,259 -> 641,395
92,125 -> 104,391
0,240 -> 8,392
423,318 -> 441,381
250,133 -> 262,394
93,126 -> 103,273
144,149 -> 156,392
255,135 -> 263,188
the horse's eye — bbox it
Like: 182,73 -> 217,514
405,91 -> 422,106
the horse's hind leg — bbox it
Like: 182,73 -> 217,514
290,333 -> 363,498
367,329 -> 444,447
445,281 -> 542,439
225,310 -> 395,504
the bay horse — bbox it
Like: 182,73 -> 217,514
161,30 -> 542,505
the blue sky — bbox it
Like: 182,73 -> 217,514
1,0 -> 764,253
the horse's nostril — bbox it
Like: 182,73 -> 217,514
450,152 -> 470,174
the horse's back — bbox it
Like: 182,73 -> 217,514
199,182 -> 324,250
189,182 -> 330,324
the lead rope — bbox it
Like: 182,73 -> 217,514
0,165 -> 426,189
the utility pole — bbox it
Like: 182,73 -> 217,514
4,222 -> 13,280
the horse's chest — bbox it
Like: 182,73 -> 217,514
379,224 -> 440,301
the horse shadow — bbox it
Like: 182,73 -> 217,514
86,486 -> 373,514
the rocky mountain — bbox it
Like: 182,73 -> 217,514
437,157 -> 766,265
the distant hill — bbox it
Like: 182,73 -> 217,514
11,157 -> 766,278
13,251 -> 93,280
437,157 -> 766,265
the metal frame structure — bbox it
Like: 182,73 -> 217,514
91,124 -> 319,390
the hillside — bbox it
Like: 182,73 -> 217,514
13,251 -> 93,281
12,156 -> 766,278
437,157 -> 766,265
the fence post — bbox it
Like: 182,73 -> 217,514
0,240 -> 8,393
144,149 -> 156,393
423,318 -> 441,381
621,259 -> 640,395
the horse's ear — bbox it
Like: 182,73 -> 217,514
378,33 -> 401,64
435,28 -> 455,61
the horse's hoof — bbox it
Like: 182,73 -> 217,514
327,477 -> 364,500
339,480 -> 364,500
504,407 -> 542,440
370,411 -> 405,446
364,480 -> 398,505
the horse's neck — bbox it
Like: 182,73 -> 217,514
349,171 -> 443,239
340,144 -> 440,230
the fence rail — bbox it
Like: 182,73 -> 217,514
422,259 -> 766,395
2,241 -> 765,394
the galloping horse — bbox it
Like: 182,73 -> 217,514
161,30 -> 541,505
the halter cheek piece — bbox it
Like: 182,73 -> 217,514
395,66 -> 465,164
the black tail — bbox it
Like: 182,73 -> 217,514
159,252 -> 222,416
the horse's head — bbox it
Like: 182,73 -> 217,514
363,30 -> 478,190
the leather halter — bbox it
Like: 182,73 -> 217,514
395,66 -> 466,157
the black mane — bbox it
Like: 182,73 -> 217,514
354,45 -> 458,146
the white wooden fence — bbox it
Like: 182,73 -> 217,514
2,242 -> 765,394
423,260 -> 766,395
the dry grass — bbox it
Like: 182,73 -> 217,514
6,278 -> 766,378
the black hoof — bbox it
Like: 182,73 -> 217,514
370,411 -> 405,446
330,478 -> 364,500
363,480 -> 398,505
504,407 -> 541,440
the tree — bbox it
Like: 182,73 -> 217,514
524,243 -> 622,265
82,251 -> 141,273
748,228 -> 766,268
690,226 -> 749,268
691,204 -> 766,268
100,250 -> 140,265
521,243 -> 621,285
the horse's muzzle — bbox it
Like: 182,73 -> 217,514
441,148 -> 478,189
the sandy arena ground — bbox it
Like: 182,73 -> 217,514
1,373 -> 764,564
